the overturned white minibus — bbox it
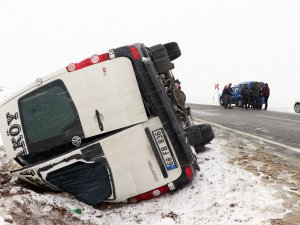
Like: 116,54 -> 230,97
0,42 -> 214,205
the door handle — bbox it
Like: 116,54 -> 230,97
95,110 -> 104,131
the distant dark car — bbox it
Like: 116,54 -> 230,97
219,81 -> 266,107
295,100 -> 300,113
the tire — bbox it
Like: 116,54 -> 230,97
236,98 -> 242,107
194,144 -> 205,153
184,125 -> 204,147
148,44 -> 174,73
184,124 -> 214,154
163,42 -> 181,61
197,124 -> 215,146
219,97 -> 224,106
295,103 -> 300,113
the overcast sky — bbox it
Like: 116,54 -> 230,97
0,0 -> 299,111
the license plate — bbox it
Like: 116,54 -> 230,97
152,128 -> 177,171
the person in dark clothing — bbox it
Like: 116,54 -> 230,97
224,83 -> 233,109
240,84 -> 250,109
257,83 -> 264,110
262,83 -> 270,110
222,85 -> 227,95
248,87 -> 253,109
220,85 -> 227,106
251,82 -> 260,109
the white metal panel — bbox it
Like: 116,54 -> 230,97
63,57 -> 147,137
100,117 -> 182,202
0,57 -> 147,159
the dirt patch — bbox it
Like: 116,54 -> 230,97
221,129 -> 300,225
0,172 -> 12,185
93,202 -> 126,211
162,211 -> 179,221
8,203 -> 84,225
0,147 -> 93,225
0,181 -> 90,225
270,219 -> 284,225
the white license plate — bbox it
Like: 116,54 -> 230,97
152,128 -> 177,171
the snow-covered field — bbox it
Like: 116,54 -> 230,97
0,127 -> 299,225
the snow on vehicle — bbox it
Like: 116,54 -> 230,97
0,42 -> 214,205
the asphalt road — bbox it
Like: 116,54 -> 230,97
189,104 -> 300,152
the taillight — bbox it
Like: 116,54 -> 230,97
130,46 -> 140,60
66,53 -> 110,72
128,185 -> 170,203
185,166 -> 194,181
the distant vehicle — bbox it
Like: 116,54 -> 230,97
219,81 -> 265,107
295,100 -> 300,113
0,42 -> 214,205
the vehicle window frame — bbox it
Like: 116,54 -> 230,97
18,79 -> 84,155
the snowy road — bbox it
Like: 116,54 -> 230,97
190,104 -> 300,151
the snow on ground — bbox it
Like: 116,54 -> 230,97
1,128 -> 299,225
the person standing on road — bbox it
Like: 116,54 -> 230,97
221,85 -> 227,106
241,84 -> 250,109
251,82 -> 260,109
224,83 -> 233,109
248,86 -> 253,109
257,83 -> 264,110
222,85 -> 227,95
262,83 -> 270,110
